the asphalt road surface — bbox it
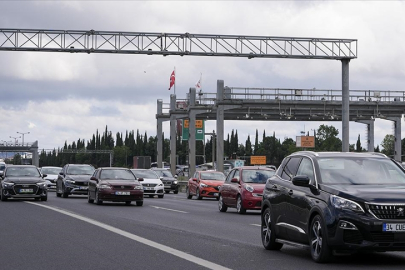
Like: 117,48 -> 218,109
2,192 -> 405,270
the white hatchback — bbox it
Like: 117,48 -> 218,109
131,169 -> 165,198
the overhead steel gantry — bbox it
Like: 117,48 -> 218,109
0,28 -> 357,171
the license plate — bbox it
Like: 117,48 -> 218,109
20,189 -> 33,193
79,186 -> 88,190
383,223 -> 405,232
144,187 -> 153,190
115,191 -> 130,195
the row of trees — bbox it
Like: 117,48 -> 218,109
30,124 -> 404,168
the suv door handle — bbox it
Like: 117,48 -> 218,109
288,190 -> 293,196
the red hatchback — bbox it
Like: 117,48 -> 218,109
218,166 -> 275,214
186,171 -> 225,200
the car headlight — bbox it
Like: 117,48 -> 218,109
37,182 -> 47,188
200,183 -> 208,188
2,182 -> 14,188
65,180 -> 75,184
330,195 -> 364,213
98,184 -> 111,189
244,184 -> 254,193
134,185 -> 143,190
158,183 -> 163,186
173,181 -> 178,184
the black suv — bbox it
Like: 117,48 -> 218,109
56,164 -> 95,198
261,151 -> 405,263
152,168 -> 179,194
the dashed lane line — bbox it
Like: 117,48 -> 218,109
150,205 -> 188,213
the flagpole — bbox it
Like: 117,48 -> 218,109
174,66 -> 176,96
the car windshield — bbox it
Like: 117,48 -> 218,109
132,170 -> 159,179
6,167 -> 41,177
0,164 -> 5,171
200,172 -> 225,181
242,169 -> 275,183
318,157 -> 405,185
41,167 -> 62,175
67,165 -> 95,175
154,169 -> 173,178
100,169 -> 136,180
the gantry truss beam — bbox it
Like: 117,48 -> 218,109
0,29 -> 357,60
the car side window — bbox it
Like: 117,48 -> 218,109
281,157 -> 302,181
225,170 -> 235,183
277,158 -> 290,177
233,170 -> 240,182
296,157 -> 315,183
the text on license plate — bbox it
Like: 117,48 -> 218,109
79,186 -> 88,190
383,223 -> 405,232
20,189 -> 33,193
143,187 -> 153,190
115,191 -> 130,195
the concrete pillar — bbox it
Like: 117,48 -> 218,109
342,59 -> 350,152
188,88 -> 196,178
170,95 -> 176,174
216,80 -> 224,173
388,117 -> 402,161
156,99 -> 163,169
30,141 -> 39,167
355,119 -> 375,152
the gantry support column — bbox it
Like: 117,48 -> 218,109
156,99 -> 164,169
188,88 -> 197,178
355,119 -> 375,152
342,59 -> 350,152
170,95 -> 177,174
216,80 -> 225,173
388,117 -> 402,161
30,141 -> 39,167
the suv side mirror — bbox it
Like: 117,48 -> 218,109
292,175 -> 310,187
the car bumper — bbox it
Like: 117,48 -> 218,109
98,190 -> 143,202
2,187 -> 47,199
65,186 -> 88,195
242,192 -> 263,210
327,210 -> 405,252
200,187 -> 220,198
143,186 -> 164,195
164,184 -> 178,192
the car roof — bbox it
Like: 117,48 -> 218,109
289,151 -> 388,159
98,167 -> 129,170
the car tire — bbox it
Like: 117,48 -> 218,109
186,187 -> 192,199
236,195 -> 246,214
56,192 -> 61,197
125,201 -> 131,205
218,194 -> 228,212
261,207 -> 283,250
62,184 -> 69,198
310,215 -> 332,263
165,191 -> 170,194
95,190 -> 103,205
41,196 -> 47,202
1,189 -> 8,201
195,188 -> 202,200
174,189 -> 178,194
136,201 -> 143,206
35,197 -> 40,201
88,192 -> 94,203
158,195 -> 164,198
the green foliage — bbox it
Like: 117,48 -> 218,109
381,134 -> 395,157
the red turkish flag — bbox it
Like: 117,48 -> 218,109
169,70 -> 175,90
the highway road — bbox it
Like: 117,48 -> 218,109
2,192 -> 405,270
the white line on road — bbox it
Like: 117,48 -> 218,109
250,224 -> 261,227
26,202 -> 230,270
150,205 -> 188,213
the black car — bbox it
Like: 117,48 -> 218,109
261,151 -> 405,263
152,168 -> 179,194
56,164 -> 95,198
88,167 -> 144,206
0,165 -> 48,201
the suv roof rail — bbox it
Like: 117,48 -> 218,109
369,152 -> 388,158
291,151 -> 319,156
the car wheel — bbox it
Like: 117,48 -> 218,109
95,190 -> 103,205
0,190 -> 7,201
34,197 -> 40,201
236,195 -> 246,214
125,201 -> 131,205
218,194 -> 228,212
41,196 -> 48,202
88,192 -> 94,203
56,184 -> 61,197
165,190 -> 170,194
136,201 -> 143,206
261,207 -> 283,250
158,195 -> 164,198
195,188 -> 202,200
186,187 -> 192,199
62,184 -> 69,198
174,189 -> 178,194
310,215 -> 332,263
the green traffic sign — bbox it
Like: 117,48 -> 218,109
182,119 -> 205,141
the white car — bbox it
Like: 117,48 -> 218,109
40,166 -> 62,191
131,169 -> 165,198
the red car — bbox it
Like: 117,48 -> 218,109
218,166 -> 275,214
186,171 -> 226,200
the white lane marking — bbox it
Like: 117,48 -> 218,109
250,224 -> 261,227
150,205 -> 188,213
26,202 -> 230,270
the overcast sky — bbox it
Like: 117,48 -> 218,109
1,1 -> 404,152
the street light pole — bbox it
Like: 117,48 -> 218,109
10,136 -> 21,146
17,131 -> 30,146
